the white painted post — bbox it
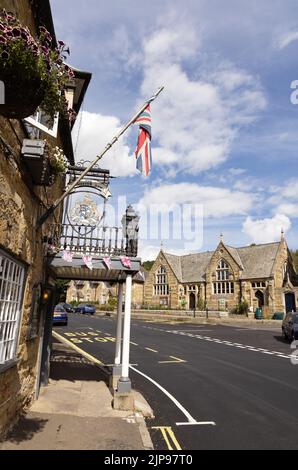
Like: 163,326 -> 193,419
118,274 -> 132,392
114,283 -> 123,366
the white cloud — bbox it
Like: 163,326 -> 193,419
276,30 -> 298,49
242,214 -> 291,244
138,182 -> 254,218
139,25 -> 266,176
275,204 -> 298,218
72,111 -> 137,177
143,27 -> 198,64
138,243 -> 161,261
267,179 -> 298,217
229,168 -> 247,176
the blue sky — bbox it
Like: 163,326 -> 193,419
51,0 -> 298,260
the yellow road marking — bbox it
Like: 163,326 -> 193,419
151,426 -> 182,450
52,331 -> 104,365
158,356 -> 186,364
145,347 -> 158,353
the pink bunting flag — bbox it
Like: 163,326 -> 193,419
103,256 -> 111,270
62,250 -> 74,263
83,255 -> 93,270
121,256 -> 131,269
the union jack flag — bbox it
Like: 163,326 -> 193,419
134,104 -> 152,177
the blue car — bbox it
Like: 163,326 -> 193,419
74,303 -> 96,315
53,305 -> 68,326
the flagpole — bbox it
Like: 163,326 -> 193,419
37,86 -> 164,226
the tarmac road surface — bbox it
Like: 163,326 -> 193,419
54,314 -> 298,450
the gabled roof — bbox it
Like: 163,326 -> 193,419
162,252 -> 182,281
225,245 -> 244,270
180,252 -> 213,282
236,242 -> 280,279
162,241 -> 281,283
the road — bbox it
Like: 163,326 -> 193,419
54,314 -> 298,450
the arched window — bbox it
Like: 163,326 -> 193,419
154,266 -> 169,296
213,259 -> 234,295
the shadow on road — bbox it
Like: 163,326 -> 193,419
50,342 -> 108,384
273,335 -> 290,345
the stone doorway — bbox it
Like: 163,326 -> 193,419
285,292 -> 296,313
189,292 -> 196,309
255,290 -> 264,308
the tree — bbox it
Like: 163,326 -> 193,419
142,260 -> 154,271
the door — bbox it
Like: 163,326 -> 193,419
189,292 -> 196,310
285,292 -> 296,313
255,290 -> 264,308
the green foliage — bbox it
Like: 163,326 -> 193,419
231,300 -> 249,315
107,296 -> 117,308
197,297 -> 206,310
142,261 -> 154,271
98,304 -> 114,311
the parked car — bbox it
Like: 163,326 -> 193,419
74,303 -> 96,315
282,312 -> 298,341
59,303 -> 74,313
52,305 -> 68,326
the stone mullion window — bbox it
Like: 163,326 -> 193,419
213,259 -> 234,295
154,266 -> 169,296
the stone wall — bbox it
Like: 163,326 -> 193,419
0,0 -> 66,436
143,251 -> 180,308
205,242 -> 241,311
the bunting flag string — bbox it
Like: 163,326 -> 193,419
121,256 -> 131,269
62,250 -> 74,263
103,255 -> 111,270
83,255 -> 93,270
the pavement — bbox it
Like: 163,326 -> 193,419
0,342 -> 153,451
104,310 -> 283,328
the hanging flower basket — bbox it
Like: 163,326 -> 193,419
22,139 -> 68,186
0,72 -> 45,119
0,9 -> 74,124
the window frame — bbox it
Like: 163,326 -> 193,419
213,259 -> 234,295
0,249 -> 26,372
154,266 -> 169,296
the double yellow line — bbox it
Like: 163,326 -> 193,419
152,426 -> 182,450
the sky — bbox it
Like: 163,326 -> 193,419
51,0 -> 298,260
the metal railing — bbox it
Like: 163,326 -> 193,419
45,223 -> 138,258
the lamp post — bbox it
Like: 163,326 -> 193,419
121,205 -> 140,257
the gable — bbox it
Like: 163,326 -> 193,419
145,250 -> 180,286
206,242 -> 242,276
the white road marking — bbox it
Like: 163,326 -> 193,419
129,365 -> 215,427
165,330 -> 291,360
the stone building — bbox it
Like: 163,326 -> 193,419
66,280 -> 117,305
144,235 -> 298,315
66,269 -> 147,308
0,0 -> 91,435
